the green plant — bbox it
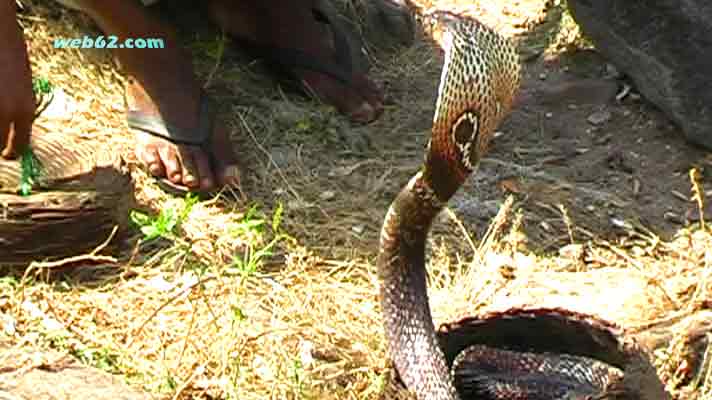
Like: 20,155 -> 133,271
32,76 -> 54,119
130,194 -> 198,241
229,203 -> 287,278
72,346 -> 121,373
42,328 -> 122,375
15,77 -> 55,197
189,34 -> 226,62
230,204 -> 265,237
231,305 -> 247,327
44,329 -> 70,350
32,77 -> 53,96
290,359 -> 306,399
19,147 -> 42,197
162,373 -> 178,392
0,276 -> 18,287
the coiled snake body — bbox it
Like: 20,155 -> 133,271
377,12 -> 668,400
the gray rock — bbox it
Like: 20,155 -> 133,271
568,0 -> 712,149
587,110 -> 612,126
0,350 -> 150,400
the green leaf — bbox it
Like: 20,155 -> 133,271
32,77 -> 53,96
231,306 -> 246,323
129,210 -> 150,226
272,202 -> 284,232
18,148 -> 42,197
140,226 -> 160,241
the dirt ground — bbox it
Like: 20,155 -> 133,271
220,0 -> 712,254
401,1 -> 712,251
2,0 -> 711,399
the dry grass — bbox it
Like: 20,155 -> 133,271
1,0 -> 711,399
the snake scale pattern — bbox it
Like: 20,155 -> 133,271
377,11 -> 668,400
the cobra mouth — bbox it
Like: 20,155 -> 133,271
421,10 -> 474,47
420,11 -> 456,49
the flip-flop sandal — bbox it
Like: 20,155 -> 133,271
230,1 -> 369,91
126,90 -> 219,197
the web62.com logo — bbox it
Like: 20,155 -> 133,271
54,35 -> 165,49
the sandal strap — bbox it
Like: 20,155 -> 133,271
127,91 -> 213,148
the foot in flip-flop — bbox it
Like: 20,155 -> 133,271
126,78 -> 241,195
207,0 -> 384,124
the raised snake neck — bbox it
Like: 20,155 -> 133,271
377,12 -> 520,399
376,12 -> 622,400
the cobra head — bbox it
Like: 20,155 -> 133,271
420,11 -> 521,203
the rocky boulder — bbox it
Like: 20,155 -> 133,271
567,0 -> 712,149
0,349 -> 150,400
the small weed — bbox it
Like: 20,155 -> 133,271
32,77 -> 53,96
294,117 -> 314,135
188,34 -> 227,62
226,355 -> 243,400
72,346 -> 121,374
231,306 -> 247,327
690,168 -> 706,231
288,110 -> 349,149
230,204 -> 266,237
367,371 -> 387,399
229,203 -> 288,278
159,344 -> 179,393
162,373 -> 178,393
290,359 -> 307,399
272,201 -> 284,232
41,324 -> 122,374
230,240 -> 274,278
0,276 -> 18,288
32,76 -> 54,120
45,329 -> 70,351
130,194 -> 198,242
224,307 -> 248,398
18,147 -> 42,197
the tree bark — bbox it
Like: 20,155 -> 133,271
0,131 -> 134,267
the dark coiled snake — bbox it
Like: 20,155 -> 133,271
377,11 -> 669,400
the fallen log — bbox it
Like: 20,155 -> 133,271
0,131 -> 135,267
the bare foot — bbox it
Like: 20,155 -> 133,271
126,79 -> 240,193
208,0 -> 384,124
73,0 -> 241,193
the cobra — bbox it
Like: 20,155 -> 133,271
377,11 -> 668,400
